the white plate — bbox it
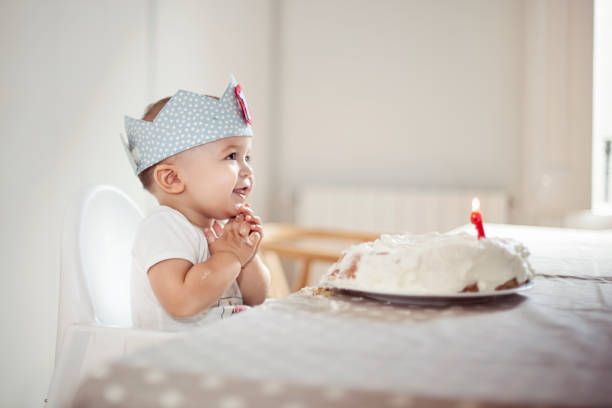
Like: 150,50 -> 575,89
325,280 -> 534,305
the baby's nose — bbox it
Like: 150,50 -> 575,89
239,161 -> 253,177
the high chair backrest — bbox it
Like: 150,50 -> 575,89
56,185 -> 143,357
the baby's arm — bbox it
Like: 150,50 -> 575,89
237,255 -> 271,306
147,216 -> 259,318
235,206 -> 271,305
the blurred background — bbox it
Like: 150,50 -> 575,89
0,0 -> 610,406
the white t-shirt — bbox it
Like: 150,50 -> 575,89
131,205 -> 244,331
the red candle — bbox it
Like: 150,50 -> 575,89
470,197 -> 486,239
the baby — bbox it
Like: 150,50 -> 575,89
122,75 -> 271,330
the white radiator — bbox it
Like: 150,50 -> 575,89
296,186 -> 508,234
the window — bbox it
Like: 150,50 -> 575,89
592,0 -> 612,214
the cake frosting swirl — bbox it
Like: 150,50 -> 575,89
321,232 -> 534,294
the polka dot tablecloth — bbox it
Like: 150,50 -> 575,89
74,364 -> 548,408
68,226 -> 612,408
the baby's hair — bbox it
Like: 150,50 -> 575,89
138,96 -> 171,191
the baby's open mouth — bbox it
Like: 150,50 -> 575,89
232,187 -> 249,200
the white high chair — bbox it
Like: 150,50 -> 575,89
46,185 -> 182,408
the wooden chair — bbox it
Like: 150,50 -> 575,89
261,223 -> 379,297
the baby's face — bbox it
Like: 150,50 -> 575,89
177,136 -> 253,220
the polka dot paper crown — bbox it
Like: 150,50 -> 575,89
121,75 -> 253,175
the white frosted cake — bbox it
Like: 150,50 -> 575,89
321,232 -> 534,294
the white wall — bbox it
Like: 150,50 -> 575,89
519,0 -> 593,225
593,0 -> 612,212
0,2 -> 149,405
273,0 -> 593,226
274,0 -> 522,220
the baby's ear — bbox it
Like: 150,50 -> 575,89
153,163 -> 185,194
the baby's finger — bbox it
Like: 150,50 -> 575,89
238,205 -> 254,217
230,215 -> 244,235
246,215 -> 262,225
203,228 -> 217,244
212,221 -> 224,237
249,223 -> 263,233
239,221 -> 250,237
249,231 -> 261,246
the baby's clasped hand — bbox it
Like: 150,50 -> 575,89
237,204 -> 264,263
204,212 -> 261,267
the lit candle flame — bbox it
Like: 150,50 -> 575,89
472,197 -> 480,212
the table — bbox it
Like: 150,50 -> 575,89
67,224 -> 612,408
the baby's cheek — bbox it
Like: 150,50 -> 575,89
215,172 -> 237,191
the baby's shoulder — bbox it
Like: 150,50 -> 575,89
144,205 -> 189,224
136,206 -> 197,238
131,206 -> 205,265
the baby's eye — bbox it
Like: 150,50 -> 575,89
245,154 -> 251,162
226,152 -> 237,160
